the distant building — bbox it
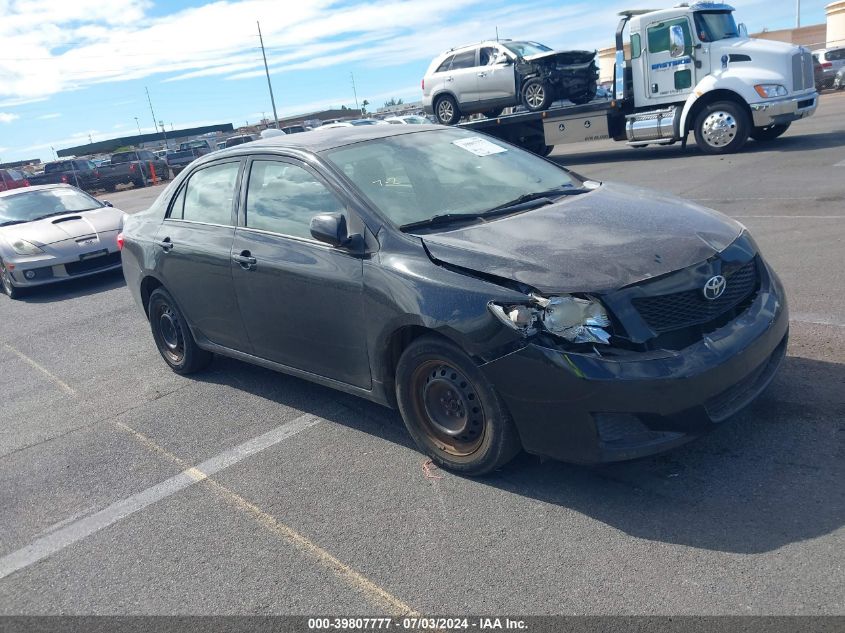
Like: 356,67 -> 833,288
58,123 -> 234,157
0,158 -> 41,169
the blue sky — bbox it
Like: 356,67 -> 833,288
0,0 -> 831,162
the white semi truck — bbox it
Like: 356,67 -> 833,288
463,2 -> 818,155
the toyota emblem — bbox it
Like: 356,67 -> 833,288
703,275 -> 727,300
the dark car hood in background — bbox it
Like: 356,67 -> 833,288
522,50 -> 596,65
420,182 -> 743,294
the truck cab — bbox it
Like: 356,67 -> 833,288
617,2 -> 817,153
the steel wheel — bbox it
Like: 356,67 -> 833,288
411,360 -> 486,456
153,302 -> 185,365
524,83 -> 546,109
700,110 -> 737,148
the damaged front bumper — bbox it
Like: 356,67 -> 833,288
480,264 -> 789,464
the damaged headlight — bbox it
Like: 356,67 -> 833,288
489,294 -> 611,344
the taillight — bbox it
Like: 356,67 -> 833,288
61,175 -> 68,183
421,78 -> 425,91
23,179 -> 30,187
822,62 -> 832,69
130,164 -> 136,172
116,232 -> 124,250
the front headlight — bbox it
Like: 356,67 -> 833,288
11,239 -> 44,255
489,294 -> 611,344
754,84 -> 788,98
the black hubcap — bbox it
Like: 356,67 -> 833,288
155,304 -> 184,363
414,362 -> 485,456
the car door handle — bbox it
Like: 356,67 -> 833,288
446,76 -> 454,82
477,72 -> 487,77
157,238 -> 174,252
232,251 -> 257,270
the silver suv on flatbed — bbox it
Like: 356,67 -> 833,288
422,40 -> 597,125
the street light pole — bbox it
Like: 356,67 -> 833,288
134,117 -> 142,137
145,86 -> 161,149
351,72 -> 360,113
257,21 -> 280,130
796,0 -> 800,28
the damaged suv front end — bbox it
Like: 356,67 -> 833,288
511,46 -> 600,108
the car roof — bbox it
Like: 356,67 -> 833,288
0,183 -> 77,199
199,124 -> 446,160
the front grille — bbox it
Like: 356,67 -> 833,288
632,258 -> 758,333
64,251 -> 121,276
792,50 -> 814,92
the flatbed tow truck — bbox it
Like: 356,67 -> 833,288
461,2 -> 818,155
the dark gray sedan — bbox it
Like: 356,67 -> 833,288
1,184 -> 125,299
121,126 -> 788,475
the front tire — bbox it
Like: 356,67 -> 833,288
521,78 -> 552,112
148,288 -> 212,374
0,261 -> 22,300
395,336 -> 521,476
434,95 -> 461,125
750,123 -> 790,142
693,100 -> 750,154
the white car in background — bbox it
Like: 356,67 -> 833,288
384,115 -> 431,124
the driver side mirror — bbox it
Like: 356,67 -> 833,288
310,212 -> 352,248
738,23 -> 748,38
102,200 -> 114,207
669,24 -> 687,58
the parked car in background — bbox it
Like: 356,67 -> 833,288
0,169 -> 30,192
0,184 -> 125,299
814,55 -> 826,91
813,47 -> 845,88
316,122 -> 354,129
166,149 -> 204,176
216,141 -> 226,150
224,134 -> 256,148
423,40 -> 598,124
179,139 -> 213,154
26,159 -> 101,192
281,125 -> 307,134
121,125 -> 787,475
384,115 -> 431,124
835,66 -> 845,90
97,150 -> 170,191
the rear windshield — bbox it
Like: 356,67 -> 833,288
0,188 -> 102,224
110,153 -> 139,164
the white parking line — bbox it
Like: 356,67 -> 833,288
733,215 -> 845,219
0,412 -> 320,581
0,341 -> 76,397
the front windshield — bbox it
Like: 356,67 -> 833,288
323,128 -> 576,229
0,188 -> 102,224
110,153 -> 137,164
694,11 -> 739,42
502,41 -> 552,57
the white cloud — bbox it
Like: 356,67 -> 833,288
37,112 -> 62,119
0,112 -> 21,123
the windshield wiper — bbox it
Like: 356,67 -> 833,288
0,219 -> 26,227
400,212 -> 487,232
484,186 -> 588,214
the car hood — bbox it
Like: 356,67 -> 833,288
419,182 -> 743,294
522,49 -> 596,65
0,206 -> 125,247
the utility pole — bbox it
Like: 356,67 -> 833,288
159,120 -> 169,149
145,86 -> 161,148
257,21 -> 280,130
796,0 -> 800,28
350,72 -> 360,113
134,116 -> 142,137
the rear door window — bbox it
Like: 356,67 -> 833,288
173,161 -> 240,225
435,55 -> 454,73
449,49 -> 478,70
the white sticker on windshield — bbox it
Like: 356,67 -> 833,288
452,137 -> 507,156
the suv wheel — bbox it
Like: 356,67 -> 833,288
435,95 -> 461,125
521,78 -> 552,112
395,335 -> 522,476
693,101 -> 750,155
0,261 -> 22,300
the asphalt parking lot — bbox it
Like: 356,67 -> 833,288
1,93 -> 843,616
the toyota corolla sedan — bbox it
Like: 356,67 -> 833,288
121,126 -> 788,475
1,184 -> 126,299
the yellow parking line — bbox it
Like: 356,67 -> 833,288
111,420 -> 418,616
1,341 -> 76,397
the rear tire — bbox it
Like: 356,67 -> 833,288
750,123 -> 790,142
434,95 -> 461,125
693,100 -> 750,155
148,288 -> 212,374
395,335 -> 522,476
0,261 -> 22,300
521,78 -> 552,112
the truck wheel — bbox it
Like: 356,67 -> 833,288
483,107 -> 504,118
435,95 -> 461,125
521,78 -> 552,112
395,335 -> 522,476
693,101 -> 750,154
750,123 -> 790,142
